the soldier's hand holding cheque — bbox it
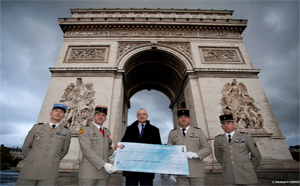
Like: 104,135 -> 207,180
104,163 -> 116,174
186,151 -> 198,159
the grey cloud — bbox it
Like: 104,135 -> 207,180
0,1 -> 299,148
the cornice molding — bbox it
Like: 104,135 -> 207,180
192,68 -> 260,78
59,8 -> 247,35
69,8 -> 235,19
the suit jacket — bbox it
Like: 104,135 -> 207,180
121,120 -> 162,179
168,126 -> 212,178
78,124 -> 114,180
214,132 -> 261,184
18,123 -> 71,180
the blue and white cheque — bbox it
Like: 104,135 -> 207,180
113,142 -> 189,175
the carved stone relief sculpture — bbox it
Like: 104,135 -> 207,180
220,79 -> 264,130
200,47 -> 243,63
65,29 -> 241,38
117,42 -> 149,59
65,46 -> 109,62
161,42 -> 192,59
117,41 -> 192,60
60,78 -> 95,131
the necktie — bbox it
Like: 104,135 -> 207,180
52,125 -> 56,129
100,127 -> 104,136
141,124 -> 145,136
182,129 -> 186,136
228,134 -> 231,143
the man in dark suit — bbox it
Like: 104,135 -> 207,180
115,108 -> 162,186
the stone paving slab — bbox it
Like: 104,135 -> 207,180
57,172 -> 300,186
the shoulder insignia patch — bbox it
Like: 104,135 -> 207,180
37,123 -> 44,125
79,128 -> 84,135
194,127 -> 201,130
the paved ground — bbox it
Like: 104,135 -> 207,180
1,171 -> 299,185
56,172 -> 300,186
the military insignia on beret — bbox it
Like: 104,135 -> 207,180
79,128 -> 84,135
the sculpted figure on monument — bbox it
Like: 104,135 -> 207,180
203,50 -> 239,62
220,79 -> 264,130
70,48 -> 106,60
60,78 -> 95,129
166,43 -> 192,59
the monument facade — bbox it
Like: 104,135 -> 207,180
36,8 -> 297,172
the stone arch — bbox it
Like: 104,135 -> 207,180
116,44 -> 193,130
118,47 -> 191,106
117,43 -> 194,71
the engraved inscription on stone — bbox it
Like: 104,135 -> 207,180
60,78 -> 95,130
200,47 -> 243,63
65,46 -> 109,62
220,79 -> 264,129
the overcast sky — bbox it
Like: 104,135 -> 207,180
1,0 -> 299,147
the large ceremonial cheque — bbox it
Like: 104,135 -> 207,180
113,142 -> 189,175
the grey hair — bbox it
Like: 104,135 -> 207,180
136,108 -> 148,115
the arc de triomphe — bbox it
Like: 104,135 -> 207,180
36,8 -> 297,172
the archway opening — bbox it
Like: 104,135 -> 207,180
127,90 -> 173,144
122,49 -> 188,144
124,49 -> 186,103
